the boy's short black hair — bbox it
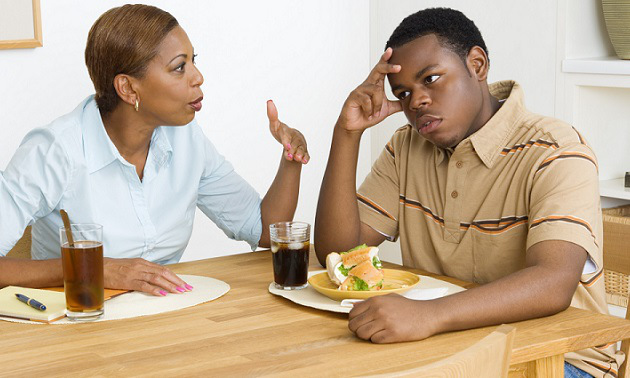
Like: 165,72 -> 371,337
386,8 -> 488,64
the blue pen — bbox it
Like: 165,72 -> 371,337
15,293 -> 47,311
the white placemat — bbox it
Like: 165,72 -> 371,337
269,270 -> 466,313
0,275 -> 229,325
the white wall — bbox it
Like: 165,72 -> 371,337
369,0 -> 559,264
0,0 -> 371,261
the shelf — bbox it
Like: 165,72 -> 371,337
600,178 -> 630,200
563,57 -> 630,75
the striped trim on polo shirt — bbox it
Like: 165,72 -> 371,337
461,215 -> 529,235
357,193 -> 396,221
530,215 -> 599,247
399,195 -> 444,225
500,139 -> 559,156
536,151 -> 598,173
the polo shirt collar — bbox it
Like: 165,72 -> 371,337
469,80 -> 525,168
82,96 -> 173,174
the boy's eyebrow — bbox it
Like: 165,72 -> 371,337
390,64 -> 440,92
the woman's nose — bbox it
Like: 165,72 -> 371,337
191,65 -> 204,87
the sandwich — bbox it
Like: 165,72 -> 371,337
325,244 -> 384,291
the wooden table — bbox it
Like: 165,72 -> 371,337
1,250 -> 629,377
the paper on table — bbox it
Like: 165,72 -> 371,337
0,275 -> 229,325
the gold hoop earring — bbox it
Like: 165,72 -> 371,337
134,99 -> 139,112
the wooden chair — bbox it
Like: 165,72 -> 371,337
364,324 -> 516,378
5,226 -> 32,259
602,206 -> 630,378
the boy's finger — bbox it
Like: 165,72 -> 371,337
366,48 -> 401,84
387,100 -> 404,116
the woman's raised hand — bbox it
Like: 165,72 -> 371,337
267,100 -> 310,164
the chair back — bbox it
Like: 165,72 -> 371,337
5,226 -> 32,259
602,208 -> 630,378
364,324 -> 515,378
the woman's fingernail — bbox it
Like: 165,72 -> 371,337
159,290 -> 167,296
296,154 -> 302,160
184,284 -> 194,290
303,157 -> 308,163
287,153 -> 293,159
286,144 -> 292,149
176,287 -> 185,293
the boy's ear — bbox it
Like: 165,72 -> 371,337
466,46 -> 489,81
113,74 -> 140,107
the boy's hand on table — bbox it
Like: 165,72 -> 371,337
338,47 -> 403,132
267,100 -> 310,164
348,294 -> 441,343
103,258 -> 191,297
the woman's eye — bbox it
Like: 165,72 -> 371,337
397,91 -> 410,100
192,54 -> 197,65
175,63 -> 185,72
425,75 -> 440,84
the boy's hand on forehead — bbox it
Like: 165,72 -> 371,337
338,48 -> 403,132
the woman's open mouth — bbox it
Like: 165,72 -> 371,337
189,97 -> 203,112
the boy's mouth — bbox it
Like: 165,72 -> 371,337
416,115 -> 442,135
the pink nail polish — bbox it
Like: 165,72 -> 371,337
159,290 -> 167,296
176,287 -> 185,293
303,158 -> 308,163
287,153 -> 293,159
185,284 -> 194,290
286,144 -> 292,149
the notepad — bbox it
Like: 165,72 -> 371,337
0,286 -> 67,323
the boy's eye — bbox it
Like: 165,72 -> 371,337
425,75 -> 440,84
397,91 -> 410,100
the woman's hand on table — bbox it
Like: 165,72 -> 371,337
267,100 -> 310,164
348,294 -> 441,343
103,258 -> 192,296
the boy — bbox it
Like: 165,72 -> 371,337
315,8 -> 622,377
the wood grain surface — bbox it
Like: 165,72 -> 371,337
1,249 -> 629,377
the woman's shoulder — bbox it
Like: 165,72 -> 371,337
21,97 -> 93,149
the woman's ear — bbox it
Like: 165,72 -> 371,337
467,46 -> 489,81
112,74 -> 139,107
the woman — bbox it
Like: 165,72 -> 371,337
0,4 -> 309,296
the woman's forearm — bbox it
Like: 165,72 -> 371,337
259,152 -> 303,247
0,257 -> 64,288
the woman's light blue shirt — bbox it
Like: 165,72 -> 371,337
0,96 -> 262,263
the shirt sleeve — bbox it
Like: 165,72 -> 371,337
0,128 -> 72,255
527,143 -> 603,278
357,134 -> 401,241
196,135 -> 262,251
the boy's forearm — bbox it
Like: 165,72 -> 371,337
432,264 -> 577,335
314,123 -> 365,264
259,154 -> 302,248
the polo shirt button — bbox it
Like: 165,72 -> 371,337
451,190 -> 458,198
456,161 -> 463,168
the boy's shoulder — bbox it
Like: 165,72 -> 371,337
519,110 -> 590,151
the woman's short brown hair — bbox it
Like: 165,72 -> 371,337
85,4 -> 179,115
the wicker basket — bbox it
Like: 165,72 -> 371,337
602,0 -> 630,59
603,205 -> 630,307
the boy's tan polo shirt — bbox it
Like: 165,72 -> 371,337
357,80 -> 623,377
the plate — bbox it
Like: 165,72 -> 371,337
269,270 -> 466,314
308,269 -> 420,301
